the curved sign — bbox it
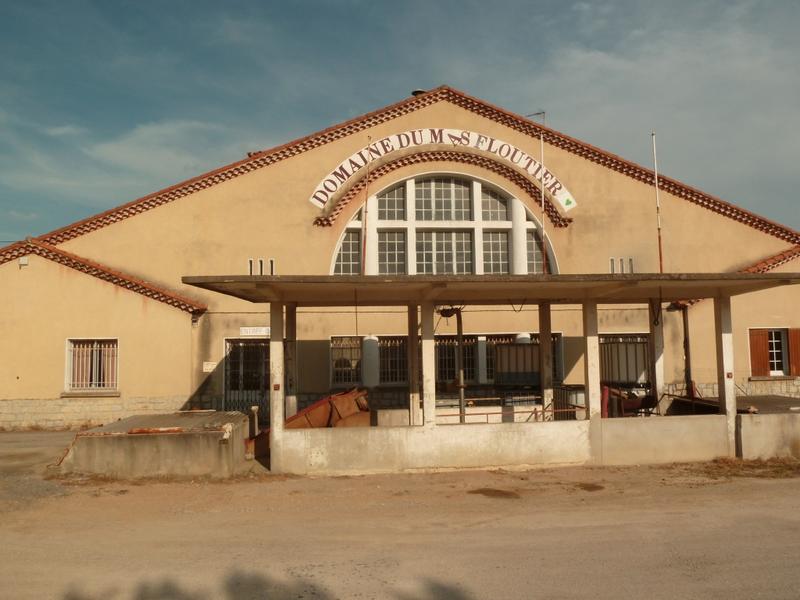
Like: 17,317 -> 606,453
309,128 -> 577,212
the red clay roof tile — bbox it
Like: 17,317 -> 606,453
1,240 -> 207,316
28,85 -> 800,246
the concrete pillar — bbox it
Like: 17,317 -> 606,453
510,197 -> 528,275
539,303 -> 554,420
285,303 -> 298,417
583,301 -> 601,419
648,301 -> 665,409
421,302 -> 436,427
361,335 -> 380,389
407,305 -> 421,426
269,301 -> 285,470
714,295 -> 736,456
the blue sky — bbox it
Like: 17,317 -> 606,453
1,0 -> 798,243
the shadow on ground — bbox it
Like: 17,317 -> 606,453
62,571 -> 475,600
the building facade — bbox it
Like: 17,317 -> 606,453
2,86 -> 799,430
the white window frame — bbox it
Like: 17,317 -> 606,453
65,338 -> 119,392
767,328 -> 789,376
332,172 -> 558,277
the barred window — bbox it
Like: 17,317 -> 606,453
416,231 -> 473,274
377,185 -> 405,221
334,231 -> 361,275
526,230 -> 546,274
378,231 -> 406,274
67,339 -> 118,391
331,336 -> 362,386
485,334 -> 516,381
435,336 -> 476,382
481,188 -> 508,221
379,336 -> 407,384
483,231 -> 509,274
416,177 -> 471,221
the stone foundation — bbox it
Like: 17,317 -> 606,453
0,396 -> 192,430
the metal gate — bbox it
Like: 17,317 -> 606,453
224,339 -> 269,414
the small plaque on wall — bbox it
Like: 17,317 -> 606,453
240,326 -> 270,337
202,361 -> 217,373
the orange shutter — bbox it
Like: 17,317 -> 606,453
788,329 -> 800,377
749,329 -> 770,377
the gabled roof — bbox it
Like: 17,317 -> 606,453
1,240 -> 207,316
31,85 -> 800,246
670,244 -> 800,309
741,245 -> 800,274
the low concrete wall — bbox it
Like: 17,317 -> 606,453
0,396 -> 191,429
599,415 -> 729,465
273,420 -> 592,475
737,414 -> 800,459
59,415 -> 249,478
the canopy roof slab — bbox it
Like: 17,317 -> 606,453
182,273 -> 800,306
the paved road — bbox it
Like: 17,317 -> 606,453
1,431 -> 799,599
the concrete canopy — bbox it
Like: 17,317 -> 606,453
182,273 -> 800,306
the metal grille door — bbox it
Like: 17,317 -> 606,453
224,339 -> 269,414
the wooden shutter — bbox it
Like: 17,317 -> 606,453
788,329 -> 800,377
749,329 -> 770,377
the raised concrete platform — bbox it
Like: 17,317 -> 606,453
57,411 -> 250,478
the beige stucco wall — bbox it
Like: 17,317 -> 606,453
0,255 -> 194,428
2,95 -> 798,424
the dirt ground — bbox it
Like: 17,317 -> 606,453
1,432 -> 799,600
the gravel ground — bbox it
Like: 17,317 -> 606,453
1,431 -> 799,600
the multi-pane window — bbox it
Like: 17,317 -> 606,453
334,231 -> 361,275
416,231 -> 473,274
378,231 -> 406,274
768,329 -> 787,375
378,185 -> 405,220
416,178 -> 471,221
435,336 -> 476,382
67,339 -> 118,391
526,230 -> 546,274
481,188 -> 508,221
483,231 -> 509,274
331,336 -> 362,385
332,175 -> 557,277
379,336 -> 407,384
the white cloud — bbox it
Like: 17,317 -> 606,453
43,124 -> 87,137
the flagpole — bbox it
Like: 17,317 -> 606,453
539,114 -> 547,274
651,132 -> 664,273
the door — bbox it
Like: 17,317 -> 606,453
224,339 -> 269,415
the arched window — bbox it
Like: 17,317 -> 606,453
332,175 -> 555,276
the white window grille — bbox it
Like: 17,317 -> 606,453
377,185 -> 405,220
379,336 -> 407,383
481,188 -> 508,221
526,230 -> 546,274
416,231 -> 473,274
483,231 -> 509,274
331,336 -> 362,385
768,329 -> 788,375
378,231 -> 406,274
609,258 -> 616,274
331,175 -> 557,277
334,231 -> 361,275
416,177 -> 471,221
67,339 -> 118,391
